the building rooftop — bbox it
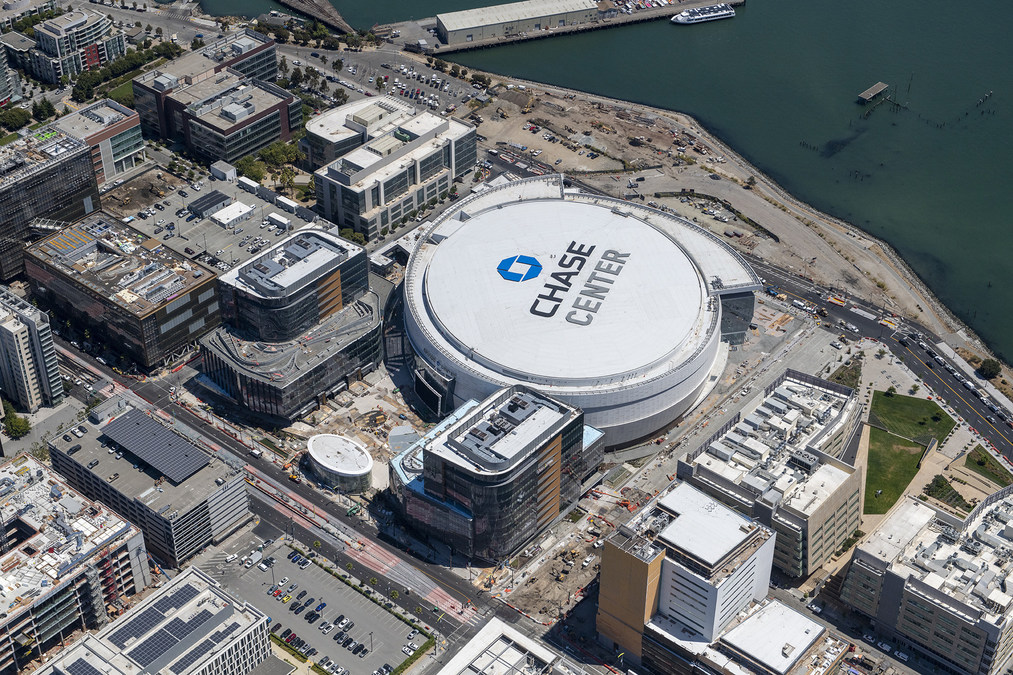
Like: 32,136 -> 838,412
35,8 -> 103,38
52,99 -> 137,141
26,213 -> 216,318
437,0 -> 597,32
200,289 -> 381,385
0,30 -> 34,51
656,482 -> 760,567
170,70 -> 291,134
426,387 -> 580,476
224,229 -> 359,298
136,29 -> 273,86
35,567 -> 267,675
0,0 -> 54,23
435,617 -> 590,675
47,399 -> 244,515
305,95 -> 415,146
307,434 -> 372,477
0,455 -> 142,613
0,125 -> 88,191
685,371 -> 858,516
719,601 -> 826,675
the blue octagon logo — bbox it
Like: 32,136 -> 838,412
497,255 -> 542,282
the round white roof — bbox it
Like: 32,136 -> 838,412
421,200 -> 707,385
306,434 -> 373,477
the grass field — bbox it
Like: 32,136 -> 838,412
965,445 -> 1013,487
829,360 -> 862,389
865,426 -> 924,514
870,391 -> 956,444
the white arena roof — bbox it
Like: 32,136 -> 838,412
404,175 -> 760,446
307,434 -> 373,477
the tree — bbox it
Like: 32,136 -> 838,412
369,576 -> 378,586
980,358 -> 1002,380
885,385 -> 897,397
911,384 -> 920,394
278,166 -> 296,195
155,26 -> 162,35
145,23 -> 152,32
346,562 -> 354,572
0,107 -> 31,130
2,400 -> 30,439
273,27 -> 289,43
390,590 -> 399,600
278,55 -> 288,76
289,66 -> 303,87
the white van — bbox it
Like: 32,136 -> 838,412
225,554 -> 238,563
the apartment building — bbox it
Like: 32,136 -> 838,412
49,401 -> 250,568
840,491 -> 1013,675
0,285 -> 61,412
315,110 -> 476,241
0,455 -> 151,675
23,9 -> 125,83
676,369 -> 864,578
52,98 -> 144,185
36,567 -> 271,675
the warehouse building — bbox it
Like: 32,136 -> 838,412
52,99 -> 144,186
200,229 -> 383,420
25,213 -> 221,369
0,284 -> 62,412
315,110 -> 475,241
36,567 -> 272,675
0,127 -> 99,279
49,402 -> 251,568
676,369 -> 863,578
840,490 -> 1013,675
436,0 -> 599,45
0,455 -> 151,675
389,386 -> 605,560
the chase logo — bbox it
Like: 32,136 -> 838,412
497,255 -> 542,282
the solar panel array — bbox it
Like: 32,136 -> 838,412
107,583 -> 202,649
153,583 -> 200,613
128,609 -> 213,667
170,621 -> 241,674
64,659 -> 104,675
101,410 -> 210,483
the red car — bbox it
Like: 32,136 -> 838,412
285,633 -> 297,643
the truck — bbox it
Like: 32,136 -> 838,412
244,551 -> 262,568
765,286 -> 779,296
250,449 -> 263,458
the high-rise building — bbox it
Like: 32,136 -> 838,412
676,369 -> 864,578
596,482 -> 775,668
389,386 -> 604,559
52,99 -> 144,185
0,454 -> 151,675
840,492 -> 1013,675
0,45 -> 21,107
25,213 -> 221,369
23,9 -> 125,83
0,285 -> 61,412
35,567 -> 272,675
49,399 -> 251,568
0,127 -> 99,278
200,228 -> 383,420
133,29 -> 277,139
315,110 -> 476,241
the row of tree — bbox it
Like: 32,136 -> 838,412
72,42 -> 182,102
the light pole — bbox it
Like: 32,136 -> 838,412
368,631 -> 373,651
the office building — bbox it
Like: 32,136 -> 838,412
25,213 -> 221,369
402,174 -> 760,446
839,490 -> 1013,675
49,400 -> 251,568
0,127 -> 99,278
19,9 -> 125,83
315,109 -> 476,241
133,29 -> 277,138
52,99 -> 144,186
389,386 -> 605,560
36,567 -> 272,675
0,0 -> 56,33
200,228 -> 383,420
299,95 -> 416,170
596,482 -> 775,669
0,284 -> 61,412
436,0 -> 598,45
0,454 -> 151,675
676,369 -> 863,578
437,617 -> 594,675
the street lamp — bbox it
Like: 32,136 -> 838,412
369,631 -> 373,651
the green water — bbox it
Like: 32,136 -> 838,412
204,0 -> 1013,359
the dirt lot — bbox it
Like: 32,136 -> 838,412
100,167 -> 188,218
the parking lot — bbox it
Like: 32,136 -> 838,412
101,167 -> 309,273
219,542 -> 416,675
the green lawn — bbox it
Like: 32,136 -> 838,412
965,445 -> 1013,487
870,390 -> 956,445
865,426 -> 924,514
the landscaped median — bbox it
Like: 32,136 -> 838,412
965,445 -> 1013,488
270,633 -> 308,662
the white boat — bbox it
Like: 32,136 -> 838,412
671,3 -> 736,23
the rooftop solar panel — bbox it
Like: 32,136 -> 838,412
101,410 -> 210,483
129,609 -> 213,668
170,621 -> 241,675
65,659 -> 104,675
108,606 -> 164,648
153,583 -> 200,614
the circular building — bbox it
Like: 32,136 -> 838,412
306,434 -> 373,493
403,176 -> 760,447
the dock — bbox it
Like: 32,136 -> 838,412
858,82 -> 888,104
274,0 -> 353,34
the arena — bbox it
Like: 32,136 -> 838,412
402,176 -> 761,446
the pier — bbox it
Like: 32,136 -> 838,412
275,0 -> 353,34
380,0 -> 745,55
858,82 -> 888,104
